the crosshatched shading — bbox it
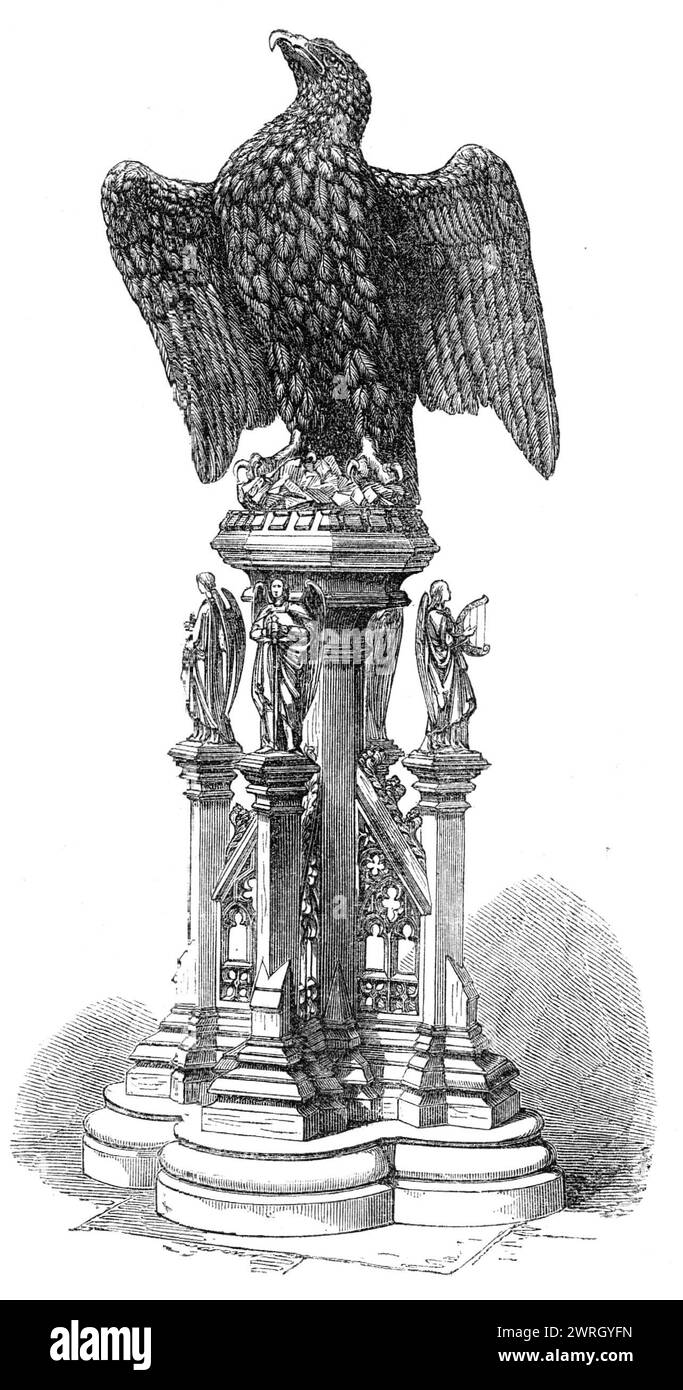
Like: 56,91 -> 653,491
11,997 -> 156,1201
467,877 -> 654,1213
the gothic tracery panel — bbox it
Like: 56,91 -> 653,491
219,864 -> 256,1002
356,815 -> 420,1016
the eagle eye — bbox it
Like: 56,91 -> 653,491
312,38 -> 345,68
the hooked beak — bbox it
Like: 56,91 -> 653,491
269,29 -> 324,74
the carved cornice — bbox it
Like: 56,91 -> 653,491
212,508 -> 437,585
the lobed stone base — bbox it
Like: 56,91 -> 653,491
82,1083 -> 187,1188
154,1110 -> 564,1236
393,1171 -> 564,1226
157,1171 -> 394,1237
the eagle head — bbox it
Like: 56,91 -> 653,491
269,30 -> 371,140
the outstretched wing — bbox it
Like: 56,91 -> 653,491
102,161 -> 276,481
218,588 -> 246,713
373,144 -> 559,478
414,593 -> 437,724
250,582 -> 268,623
365,607 -> 404,743
299,581 -> 327,719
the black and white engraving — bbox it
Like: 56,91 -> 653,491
12,28 -> 658,1276
415,583 -> 489,752
80,27 -> 569,1236
102,30 -> 559,504
182,573 -> 245,744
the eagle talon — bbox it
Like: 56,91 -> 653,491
344,439 -> 405,509
234,431 -> 307,510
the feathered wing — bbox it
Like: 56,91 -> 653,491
102,161 -> 276,481
414,593 -> 436,724
299,581 -> 327,720
365,607 -> 404,742
373,144 -> 559,477
217,588 -> 246,715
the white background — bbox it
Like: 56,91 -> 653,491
1,0 -> 681,1299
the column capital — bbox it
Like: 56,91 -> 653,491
403,748 -> 489,813
239,749 -> 318,810
169,739 -> 243,799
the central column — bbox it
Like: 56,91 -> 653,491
308,605 -> 363,1008
211,513 -> 438,1128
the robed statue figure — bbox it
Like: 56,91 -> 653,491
182,572 -> 245,743
250,577 -> 325,751
415,581 -> 489,752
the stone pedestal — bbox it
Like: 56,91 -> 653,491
83,509 -> 563,1229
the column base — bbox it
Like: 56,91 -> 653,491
82,1083 -> 186,1188
323,965 -> 382,1124
125,1002 -> 249,1104
154,1110 -> 563,1237
300,1016 -> 349,1134
359,1017 -> 421,1120
205,1036 -> 322,1141
398,1026 -> 521,1130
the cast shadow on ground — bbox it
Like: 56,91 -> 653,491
11,996 -> 157,1203
467,876 -> 654,1213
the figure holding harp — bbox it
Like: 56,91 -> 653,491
415,582 -> 489,752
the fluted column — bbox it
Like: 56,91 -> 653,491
308,608 -> 365,1008
166,739 -> 242,1101
398,748 -> 518,1129
403,750 -> 487,1031
206,749 -> 330,1139
240,749 -> 315,984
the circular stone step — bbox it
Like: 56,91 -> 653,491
393,1170 -> 565,1228
82,1085 -> 186,1189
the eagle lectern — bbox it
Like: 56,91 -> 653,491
83,29 -> 564,1233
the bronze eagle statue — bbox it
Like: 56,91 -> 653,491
102,30 -> 559,502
